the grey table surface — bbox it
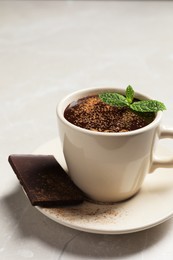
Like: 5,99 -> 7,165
1,1 -> 173,259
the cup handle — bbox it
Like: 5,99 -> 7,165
151,125 -> 173,172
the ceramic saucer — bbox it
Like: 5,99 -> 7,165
33,138 -> 173,234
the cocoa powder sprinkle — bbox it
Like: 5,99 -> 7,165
64,95 -> 155,132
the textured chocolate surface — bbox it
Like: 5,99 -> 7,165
64,95 -> 155,132
8,154 -> 84,207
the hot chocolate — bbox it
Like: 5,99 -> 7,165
64,95 -> 155,132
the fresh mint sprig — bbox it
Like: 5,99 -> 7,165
99,85 -> 166,112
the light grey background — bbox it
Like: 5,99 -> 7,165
1,1 -> 173,259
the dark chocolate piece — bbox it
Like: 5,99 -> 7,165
8,154 -> 84,207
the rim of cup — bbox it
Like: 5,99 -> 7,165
56,87 -> 162,136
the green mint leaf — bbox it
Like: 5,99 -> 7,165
126,85 -> 134,104
99,92 -> 129,107
99,85 -> 166,113
130,100 -> 167,112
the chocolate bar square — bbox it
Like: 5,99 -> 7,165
8,155 -> 84,207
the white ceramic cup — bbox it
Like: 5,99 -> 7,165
57,87 -> 173,203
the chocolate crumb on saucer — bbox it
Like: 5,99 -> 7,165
8,155 -> 84,207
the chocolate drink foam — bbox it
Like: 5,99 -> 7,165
64,95 -> 155,133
